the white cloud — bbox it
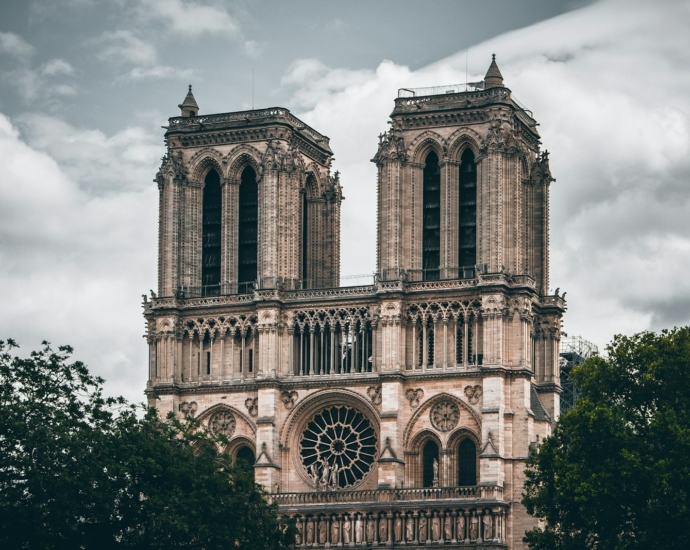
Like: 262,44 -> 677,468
0,113 -> 159,402
243,40 -> 261,59
138,0 -> 239,37
128,65 -> 196,80
17,113 -> 162,195
41,58 -> 74,76
284,0 -> 690,350
99,30 -> 158,66
0,32 -> 34,60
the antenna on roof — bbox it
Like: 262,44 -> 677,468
252,67 -> 255,110
465,48 -> 468,87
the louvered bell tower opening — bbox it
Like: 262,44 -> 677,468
238,166 -> 258,293
201,170 -> 221,296
422,151 -> 440,281
458,148 -> 477,270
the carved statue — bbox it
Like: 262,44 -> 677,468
444,515 -> 452,540
342,517 -> 351,544
419,515 -> 427,541
319,460 -> 330,490
366,517 -> 375,542
457,514 -> 466,540
432,458 -> 439,485
394,516 -> 402,542
431,515 -> 441,541
483,513 -> 493,540
331,517 -> 340,544
355,516 -> 363,543
406,516 -> 414,541
306,519 -> 314,544
295,521 -> 302,545
379,516 -> 387,542
318,518 -> 327,544
329,463 -> 339,489
308,463 -> 319,489
470,514 -> 478,540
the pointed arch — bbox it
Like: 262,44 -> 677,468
407,130 -> 444,163
226,146 -> 263,184
188,148 -> 225,184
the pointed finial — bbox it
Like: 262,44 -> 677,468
178,84 -> 199,117
484,54 -> 504,88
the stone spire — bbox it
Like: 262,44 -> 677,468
178,85 -> 199,117
484,54 -> 504,89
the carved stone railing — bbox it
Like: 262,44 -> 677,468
269,486 -> 502,507
276,494 -> 508,548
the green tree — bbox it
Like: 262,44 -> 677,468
522,328 -> 690,550
0,339 -> 295,549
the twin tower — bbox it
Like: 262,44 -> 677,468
144,57 -> 564,550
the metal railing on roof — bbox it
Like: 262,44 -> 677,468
398,82 -> 485,98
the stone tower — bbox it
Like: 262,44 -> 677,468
144,57 -> 565,550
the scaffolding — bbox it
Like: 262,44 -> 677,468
559,336 -> 598,414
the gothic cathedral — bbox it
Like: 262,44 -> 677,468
144,56 -> 564,549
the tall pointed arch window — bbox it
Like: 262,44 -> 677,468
202,169 -> 221,296
458,148 -> 477,270
238,166 -> 258,292
422,151 -> 441,280
458,438 -> 477,486
422,440 -> 439,487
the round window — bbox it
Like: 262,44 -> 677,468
299,405 -> 377,489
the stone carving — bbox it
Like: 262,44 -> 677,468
306,519 -> 314,544
405,388 -> 424,408
366,516 -> 375,542
430,400 -> 460,432
280,390 -> 298,410
245,397 -> 258,417
378,515 -> 387,542
470,514 -> 478,540
331,517 -> 340,544
457,513 -> 466,540
318,517 -> 327,544
464,384 -> 483,405
178,401 -> 197,416
432,458 -> 439,486
419,514 -> 427,541
208,410 -> 235,437
431,515 -> 441,541
343,517 -> 351,544
444,515 -> 452,540
355,515 -> 363,543
394,515 -> 402,542
367,385 -> 382,406
406,516 -> 414,541
483,513 -> 493,540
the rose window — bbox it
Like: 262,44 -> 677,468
430,401 -> 460,432
300,405 -> 377,489
209,410 -> 236,437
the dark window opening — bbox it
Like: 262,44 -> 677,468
236,446 -> 255,479
206,351 -> 211,375
455,317 -> 464,364
459,148 -> 477,269
422,151 -> 441,281
202,170 -> 222,296
302,188 -> 309,284
238,166 -> 258,291
422,440 -> 439,487
248,348 -> 253,373
458,439 -> 477,486
189,111 -> 195,117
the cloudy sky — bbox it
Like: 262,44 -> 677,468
1,0 -> 688,403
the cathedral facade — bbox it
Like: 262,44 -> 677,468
144,56 -> 564,549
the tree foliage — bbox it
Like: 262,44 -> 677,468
522,328 -> 690,550
0,339 -> 295,549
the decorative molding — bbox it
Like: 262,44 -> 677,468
281,390 -> 299,410
367,386 -> 382,406
178,401 -> 198,417
430,401 -> 460,432
405,388 -> 424,409
245,397 -> 258,417
464,385 -> 483,405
